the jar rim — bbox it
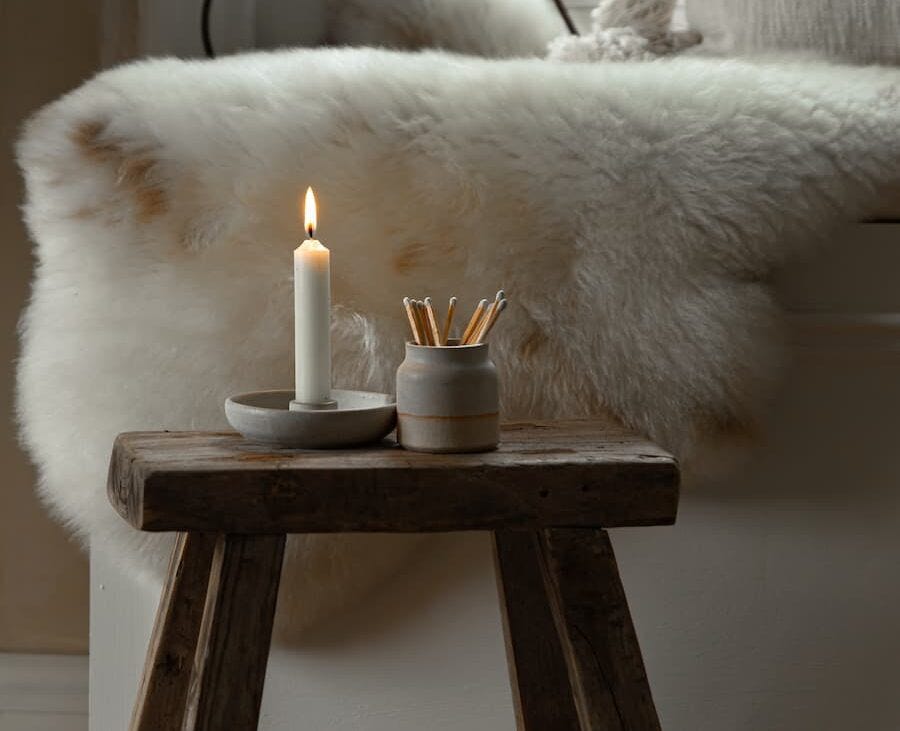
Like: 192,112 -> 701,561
405,339 -> 486,350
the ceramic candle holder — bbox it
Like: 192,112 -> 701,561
225,389 -> 396,449
396,340 -> 499,453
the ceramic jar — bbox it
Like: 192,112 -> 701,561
396,340 -> 499,453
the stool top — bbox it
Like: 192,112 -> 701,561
108,419 -> 679,533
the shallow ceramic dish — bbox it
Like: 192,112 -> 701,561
225,389 -> 396,449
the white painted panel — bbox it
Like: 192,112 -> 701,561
88,552 -> 156,731
0,653 -> 87,731
0,712 -> 87,731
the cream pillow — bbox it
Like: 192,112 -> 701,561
686,0 -> 900,64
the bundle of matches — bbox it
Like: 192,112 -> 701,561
403,291 -> 507,346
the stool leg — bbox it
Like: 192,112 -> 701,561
183,533 -> 286,731
130,532 -> 217,731
493,530 -> 582,730
539,528 -> 662,731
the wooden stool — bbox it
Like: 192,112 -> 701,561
107,419 -> 679,731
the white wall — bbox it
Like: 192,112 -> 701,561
139,0 -> 326,58
0,0 -> 95,656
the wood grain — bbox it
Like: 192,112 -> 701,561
540,528 -> 662,731
107,420 -> 679,533
493,531 -> 582,731
128,532 -> 216,731
182,534 -> 285,731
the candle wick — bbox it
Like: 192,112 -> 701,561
306,224 -> 315,239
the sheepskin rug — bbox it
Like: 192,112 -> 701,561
17,48 -> 900,633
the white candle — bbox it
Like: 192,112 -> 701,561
293,187 -> 332,405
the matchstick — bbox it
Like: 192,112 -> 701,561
471,299 -> 497,344
419,300 -> 437,345
441,296 -> 457,345
416,300 -> 433,345
466,290 -> 504,345
474,298 -> 507,343
424,297 -> 442,346
403,297 -> 423,345
461,299 -> 488,345
410,300 -> 423,344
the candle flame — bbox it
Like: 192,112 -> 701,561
304,186 -> 317,238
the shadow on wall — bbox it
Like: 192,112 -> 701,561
614,350 -> 900,731
283,533 -> 486,652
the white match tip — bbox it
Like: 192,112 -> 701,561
495,290 -> 505,301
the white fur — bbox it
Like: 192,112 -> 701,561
16,48 -> 900,633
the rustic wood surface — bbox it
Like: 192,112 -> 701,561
129,532 -> 216,731
493,531 -> 583,731
182,533 -> 286,731
107,420 -> 679,533
541,528 -> 662,731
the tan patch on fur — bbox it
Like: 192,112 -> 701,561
392,235 -> 461,276
392,242 -> 429,274
117,156 -> 154,187
72,120 -> 168,221
134,185 -> 168,221
72,120 -> 118,161
69,205 -> 103,220
118,156 -> 168,220
518,329 -> 549,358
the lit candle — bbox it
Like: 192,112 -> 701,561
293,187 -> 332,406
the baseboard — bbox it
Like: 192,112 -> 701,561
0,652 -> 88,729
